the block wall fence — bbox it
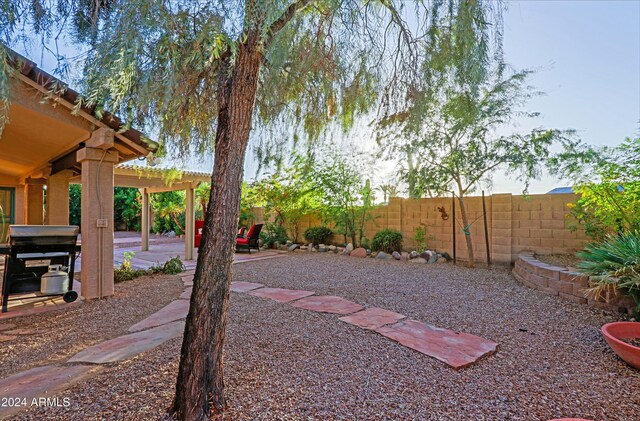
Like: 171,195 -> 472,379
252,193 -> 590,264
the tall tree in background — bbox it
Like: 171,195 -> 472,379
377,0 -> 571,267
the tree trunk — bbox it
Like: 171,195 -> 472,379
170,36 -> 264,421
457,194 -> 475,268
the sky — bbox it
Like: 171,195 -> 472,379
15,0 -> 640,195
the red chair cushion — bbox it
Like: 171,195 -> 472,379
236,238 -> 249,245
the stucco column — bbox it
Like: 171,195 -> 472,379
46,169 -> 73,225
140,188 -> 149,251
14,184 -> 26,225
77,128 -> 118,300
185,185 -> 195,260
25,181 -> 44,225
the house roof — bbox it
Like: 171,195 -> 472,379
546,187 -> 574,194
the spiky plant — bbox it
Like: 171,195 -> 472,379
577,231 -> 640,317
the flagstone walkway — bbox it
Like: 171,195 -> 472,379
0,268 -> 498,418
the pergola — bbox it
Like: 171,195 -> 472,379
74,164 -> 210,260
0,49 -> 206,301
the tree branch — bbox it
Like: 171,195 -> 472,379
263,0 -> 314,48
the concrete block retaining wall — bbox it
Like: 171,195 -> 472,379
512,252 -> 635,314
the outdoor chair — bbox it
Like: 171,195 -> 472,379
194,220 -> 205,248
236,224 -> 263,253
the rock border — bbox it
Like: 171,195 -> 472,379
512,252 -> 634,314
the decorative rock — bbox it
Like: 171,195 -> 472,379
437,257 -> 447,263
288,243 -> 300,252
409,257 -> 427,264
350,247 -> 367,258
420,250 -> 433,260
307,243 -> 313,252
441,252 -> 452,261
318,246 -> 329,252
366,249 -> 372,256
0,335 -> 15,342
300,245 -> 308,250
401,252 -> 410,261
344,243 -> 354,255
328,245 -> 336,251
392,251 -> 402,260
428,253 -> 438,264
286,240 -> 293,246
375,252 -> 392,260
409,251 -> 419,259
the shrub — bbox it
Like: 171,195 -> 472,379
116,253 -> 185,282
577,231 -> 640,317
260,222 -> 289,248
150,256 -> 186,275
114,252 -> 148,283
304,226 -> 333,245
371,229 -> 403,253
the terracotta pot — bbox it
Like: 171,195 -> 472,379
601,322 -> 640,369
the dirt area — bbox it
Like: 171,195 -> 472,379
11,253 -> 640,420
535,253 -> 581,269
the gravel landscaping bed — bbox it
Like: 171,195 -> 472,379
535,253 -> 580,269
12,253 -> 640,420
0,273 -> 183,379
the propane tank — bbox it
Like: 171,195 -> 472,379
40,265 -> 69,294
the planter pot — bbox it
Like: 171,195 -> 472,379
601,322 -> 640,369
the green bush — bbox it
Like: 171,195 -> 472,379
577,231 -> 640,317
150,256 -> 186,275
371,229 -> 403,253
304,226 -> 333,245
260,222 -> 289,248
116,253 -> 185,283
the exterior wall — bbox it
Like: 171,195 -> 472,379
252,193 -> 590,264
513,252 -> 634,314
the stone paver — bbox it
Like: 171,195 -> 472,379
69,320 -> 185,364
230,281 -> 264,293
128,300 -> 190,332
374,319 -> 498,369
0,364 -> 103,418
179,288 -> 192,299
339,307 -> 406,330
0,323 -> 16,331
2,328 -> 37,336
248,287 -> 315,303
181,275 -> 193,287
290,295 -> 364,315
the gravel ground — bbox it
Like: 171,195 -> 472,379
12,253 -> 640,420
0,273 -> 183,379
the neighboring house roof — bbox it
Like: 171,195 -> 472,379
546,187 -> 574,194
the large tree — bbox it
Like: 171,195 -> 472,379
1,0 -> 502,418
377,1 -> 572,267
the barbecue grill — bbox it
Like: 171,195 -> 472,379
0,225 -> 80,312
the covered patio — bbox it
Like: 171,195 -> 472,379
0,50 -> 211,314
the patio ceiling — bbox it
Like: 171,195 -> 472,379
0,49 -> 158,185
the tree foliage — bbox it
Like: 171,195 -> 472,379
249,156 -> 320,243
312,151 -> 375,246
377,0 -> 572,265
549,137 -> 640,240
